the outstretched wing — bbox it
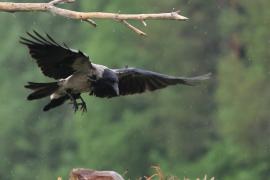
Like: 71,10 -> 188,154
114,68 -> 211,96
20,31 -> 92,79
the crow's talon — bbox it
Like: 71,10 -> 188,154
78,95 -> 87,112
77,102 -> 87,112
72,102 -> 79,112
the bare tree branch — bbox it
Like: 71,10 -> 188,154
0,1 -> 188,36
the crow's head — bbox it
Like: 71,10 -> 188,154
90,69 -> 119,98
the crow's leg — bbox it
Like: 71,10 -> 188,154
66,90 -> 79,112
78,95 -> 87,112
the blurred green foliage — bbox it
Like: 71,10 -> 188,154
0,0 -> 269,179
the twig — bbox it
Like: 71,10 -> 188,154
84,19 -> 97,27
0,1 -> 188,36
141,20 -> 147,27
121,20 -> 147,36
49,0 -> 75,5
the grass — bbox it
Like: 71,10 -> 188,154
140,166 -> 215,180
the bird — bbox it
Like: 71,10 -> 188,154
20,31 -> 211,112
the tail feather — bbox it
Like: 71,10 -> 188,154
43,95 -> 69,111
180,73 -> 212,86
25,82 -> 58,90
25,81 -> 59,100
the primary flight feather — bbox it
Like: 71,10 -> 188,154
21,31 -> 211,112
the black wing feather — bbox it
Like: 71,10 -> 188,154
115,68 -> 211,96
20,31 -> 91,79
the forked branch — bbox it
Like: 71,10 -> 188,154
0,0 -> 188,36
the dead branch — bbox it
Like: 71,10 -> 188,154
0,0 -> 188,36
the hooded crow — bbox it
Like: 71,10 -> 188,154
21,31 -> 211,112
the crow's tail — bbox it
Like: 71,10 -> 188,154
180,73 -> 212,86
25,82 -> 59,100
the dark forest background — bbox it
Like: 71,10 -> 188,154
0,0 -> 269,179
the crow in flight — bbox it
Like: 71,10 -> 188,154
21,31 -> 211,112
